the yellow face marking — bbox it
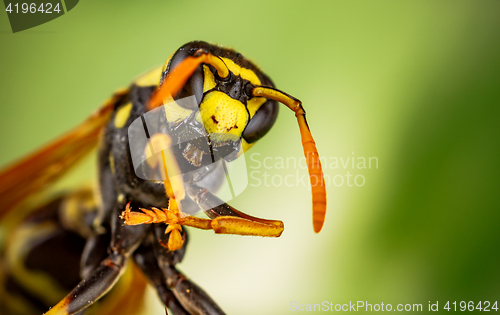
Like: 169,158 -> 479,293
199,91 -> 249,140
163,97 -> 193,123
203,65 -> 216,92
241,138 -> 255,152
247,96 -> 266,118
135,66 -> 162,87
220,57 -> 261,86
114,103 -> 133,129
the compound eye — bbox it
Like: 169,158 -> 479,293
242,100 -> 279,143
164,49 -> 205,109
174,65 -> 204,109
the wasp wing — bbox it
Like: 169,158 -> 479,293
0,90 -> 127,219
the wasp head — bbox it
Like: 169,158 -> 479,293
157,41 -> 279,167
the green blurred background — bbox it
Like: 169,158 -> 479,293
1,0 -> 500,313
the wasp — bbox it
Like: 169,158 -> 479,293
0,41 -> 327,315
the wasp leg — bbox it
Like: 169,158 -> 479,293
79,233 -> 111,279
184,183 -> 240,218
44,205 -> 150,315
133,228 -> 189,315
160,265 -> 226,315
152,226 -> 226,315
185,183 -> 284,237
44,253 -> 125,315
122,200 -> 283,238
53,187 -> 113,280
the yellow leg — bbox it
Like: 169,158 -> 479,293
121,203 -> 284,241
211,216 -> 283,237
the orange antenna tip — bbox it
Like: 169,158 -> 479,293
252,86 -> 327,233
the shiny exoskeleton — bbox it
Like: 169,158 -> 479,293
1,40 -> 328,315
0,41 -> 286,315
0,186 -> 217,315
